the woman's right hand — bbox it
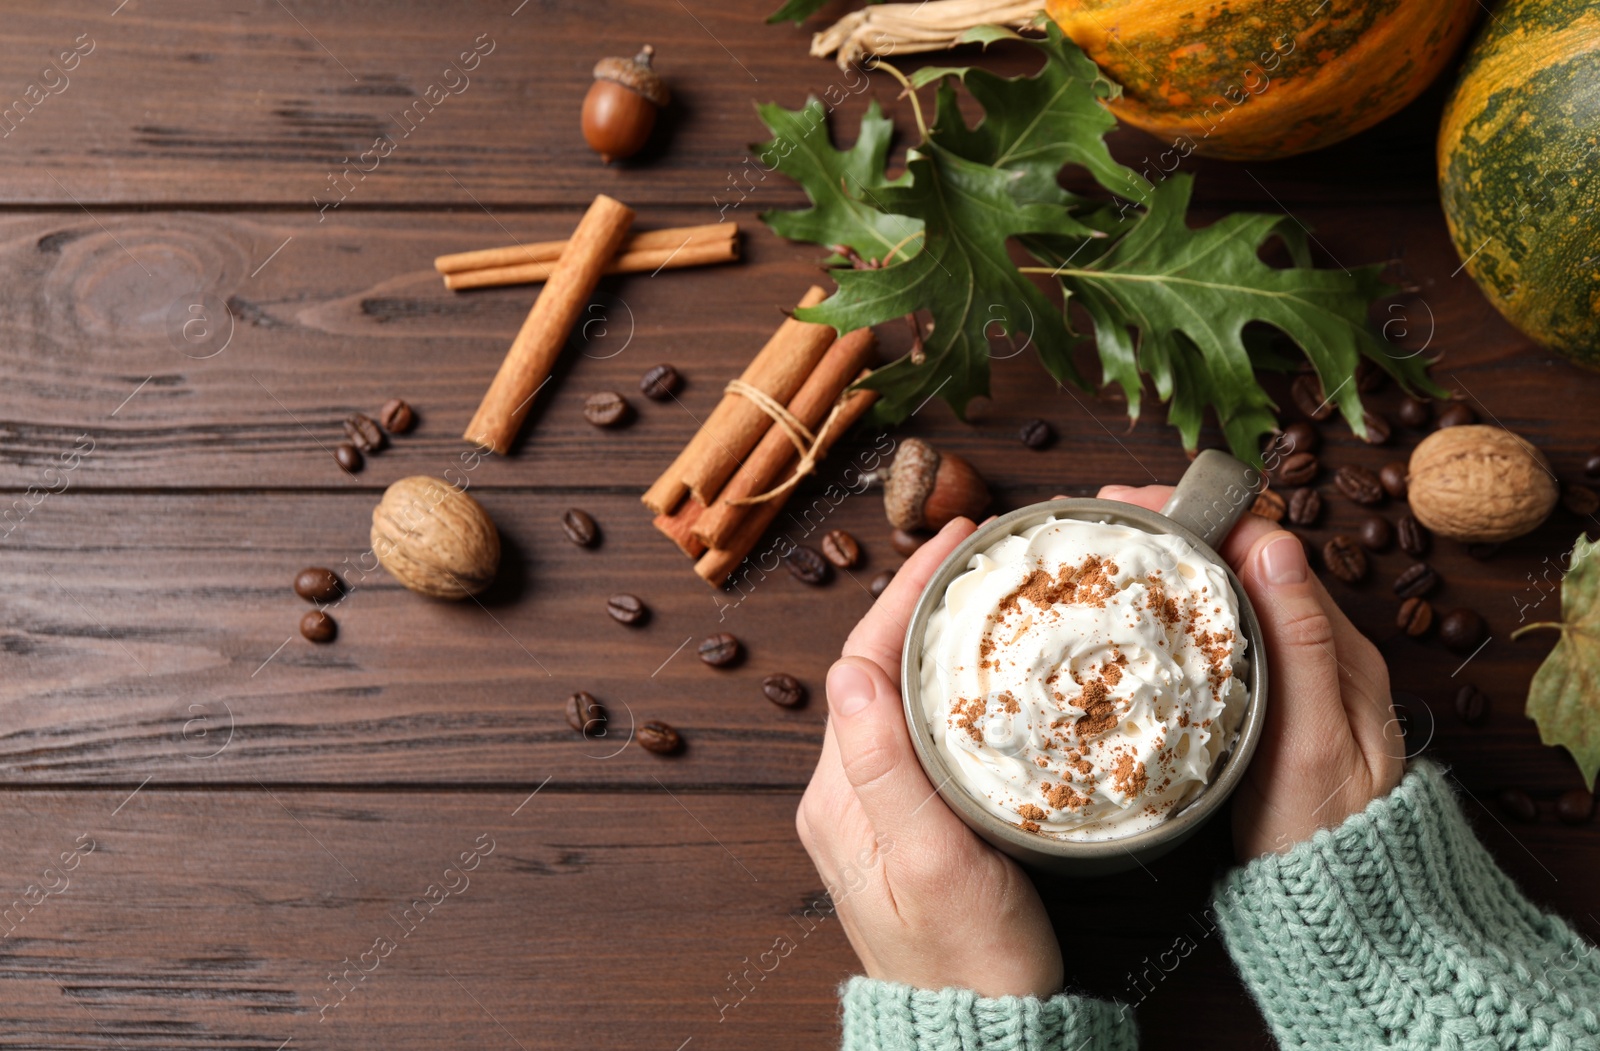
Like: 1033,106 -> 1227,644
1099,485 -> 1407,861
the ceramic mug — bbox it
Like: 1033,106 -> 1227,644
899,450 -> 1270,875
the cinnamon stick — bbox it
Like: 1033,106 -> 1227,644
463,194 -> 634,455
435,222 -> 734,275
641,286 -> 836,515
653,497 -> 707,559
692,327 -> 877,549
695,383 -> 879,587
444,234 -> 738,290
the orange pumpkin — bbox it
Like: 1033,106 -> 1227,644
1044,0 -> 1480,160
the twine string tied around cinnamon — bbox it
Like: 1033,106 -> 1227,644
721,379 -> 851,506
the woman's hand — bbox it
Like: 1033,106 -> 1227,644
796,517 -> 1065,999
1096,484 -> 1406,860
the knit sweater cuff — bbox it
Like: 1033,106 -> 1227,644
839,977 -> 1136,1051
1214,759 -> 1600,1049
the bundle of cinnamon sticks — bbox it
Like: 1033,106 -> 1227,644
646,286 -> 878,586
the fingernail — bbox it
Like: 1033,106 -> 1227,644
827,660 -> 874,717
1261,534 -> 1307,585
1099,485 -> 1132,498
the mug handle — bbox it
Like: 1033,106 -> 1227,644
1159,449 -> 1265,553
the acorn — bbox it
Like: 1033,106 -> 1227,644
581,45 -> 669,164
884,438 -> 990,532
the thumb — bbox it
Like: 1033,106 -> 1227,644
1241,532 -> 1348,744
827,656 -> 965,847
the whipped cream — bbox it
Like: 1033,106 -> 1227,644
919,516 -> 1247,842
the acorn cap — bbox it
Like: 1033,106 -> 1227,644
593,45 -> 670,108
885,438 -> 940,530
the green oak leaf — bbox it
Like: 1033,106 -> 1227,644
753,97 -> 919,264
1029,175 -> 1443,461
909,22 -> 1146,206
797,127 -> 1096,421
1514,533 -> 1600,791
755,28 -> 1442,458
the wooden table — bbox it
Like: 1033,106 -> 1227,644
2,3 -> 1595,1047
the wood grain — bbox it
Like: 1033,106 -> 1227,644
2,461 -> 1597,799
2,0 -> 1597,1044
0,786 -> 1590,1049
0,1 -> 1451,209
0,206 -> 1593,491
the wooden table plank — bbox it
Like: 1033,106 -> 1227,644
0,205 -> 1591,491
0,0 -> 1448,209
1,469 -> 1595,799
0,787 -> 1590,1048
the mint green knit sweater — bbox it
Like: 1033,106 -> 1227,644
839,762 -> 1600,1050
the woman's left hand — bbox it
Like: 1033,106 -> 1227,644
795,517 -> 1065,1000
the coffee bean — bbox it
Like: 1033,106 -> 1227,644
565,691 -> 607,737
1453,684 -> 1489,725
1291,374 -> 1334,420
299,609 -> 336,643
583,391 -> 631,428
1587,451 -> 1600,478
1018,418 -> 1055,449
1379,462 -> 1408,500
561,508 -> 599,547
1250,490 -> 1286,521
1284,420 -> 1322,454
1563,483 -> 1600,516
698,632 -> 741,667
1467,542 -> 1501,560
344,412 -> 385,452
869,569 -> 895,597
1393,562 -> 1439,599
1439,607 -> 1486,653
891,528 -> 927,556
1273,451 -> 1320,487
637,720 -> 682,755
294,567 -> 342,603
1322,535 -> 1367,584
1265,422 -> 1321,462
1397,513 -> 1430,557
1556,788 -> 1595,825
1499,788 -> 1538,824
762,674 -> 806,708
785,545 -> 831,585
1287,487 -> 1322,526
1355,358 -> 1386,393
1356,514 -> 1390,551
639,363 -> 681,401
819,529 -> 861,569
1335,465 -> 1385,506
1357,409 -> 1391,446
1436,402 -> 1477,428
1397,597 -> 1433,637
606,593 -> 648,626
334,443 -> 363,473
1397,396 -> 1431,429
378,398 -> 415,434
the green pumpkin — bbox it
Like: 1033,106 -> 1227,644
1438,0 -> 1600,362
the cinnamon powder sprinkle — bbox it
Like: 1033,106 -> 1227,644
1112,753 -> 1148,798
997,556 -> 1120,618
1074,677 -> 1119,737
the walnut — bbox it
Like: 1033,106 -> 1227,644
1406,425 -> 1558,542
371,476 -> 500,599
